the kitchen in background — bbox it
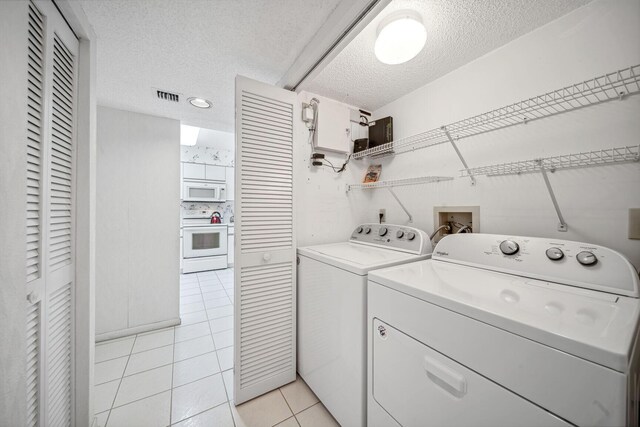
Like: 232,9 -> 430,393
180,128 -> 235,273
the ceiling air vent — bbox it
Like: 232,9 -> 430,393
156,89 -> 179,102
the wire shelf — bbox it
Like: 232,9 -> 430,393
352,64 -> 640,160
347,176 -> 453,191
460,145 -> 640,177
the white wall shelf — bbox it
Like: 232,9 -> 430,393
459,145 -> 640,232
346,176 -> 453,191
352,64 -> 640,160
460,145 -> 640,177
347,176 -> 453,223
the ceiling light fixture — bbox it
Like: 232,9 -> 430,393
375,10 -> 426,65
180,124 -> 200,146
187,97 -> 213,109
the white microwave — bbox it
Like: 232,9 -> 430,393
183,180 -> 226,202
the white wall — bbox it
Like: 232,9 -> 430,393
0,2 -> 29,425
195,128 -> 235,152
298,0 -> 640,268
96,107 -> 181,339
370,0 -> 640,267
181,144 -> 234,167
295,92 -> 370,247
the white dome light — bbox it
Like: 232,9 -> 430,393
375,10 -> 426,65
188,97 -> 213,109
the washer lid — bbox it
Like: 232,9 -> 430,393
369,260 -> 640,372
298,242 -> 428,275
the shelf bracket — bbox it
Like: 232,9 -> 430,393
442,126 -> 476,186
387,187 -> 413,223
537,160 -> 568,232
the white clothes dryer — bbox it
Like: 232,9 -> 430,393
297,223 -> 432,427
368,233 -> 640,427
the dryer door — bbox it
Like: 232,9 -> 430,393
371,319 -> 571,427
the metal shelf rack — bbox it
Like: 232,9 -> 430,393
460,145 -> 640,177
460,145 -> 640,231
346,176 -> 453,223
346,176 -> 453,191
352,64 -> 640,165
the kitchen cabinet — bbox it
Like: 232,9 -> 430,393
182,162 -> 226,181
206,165 -> 225,181
228,226 -> 234,266
183,162 -> 206,180
225,167 -> 235,201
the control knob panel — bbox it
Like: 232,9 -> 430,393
431,233 -> 639,297
350,223 -> 432,255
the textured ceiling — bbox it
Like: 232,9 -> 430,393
79,0 -> 342,132
305,0 -> 592,112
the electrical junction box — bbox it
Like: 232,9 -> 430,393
313,97 -> 351,154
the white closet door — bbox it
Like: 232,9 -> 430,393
25,1 -> 78,426
234,76 -> 297,404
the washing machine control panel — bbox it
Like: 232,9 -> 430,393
433,234 -> 639,297
350,223 -> 432,255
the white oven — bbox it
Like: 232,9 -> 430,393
181,213 -> 229,273
182,180 -> 227,202
183,225 -> 228,258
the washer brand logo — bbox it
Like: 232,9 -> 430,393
436,251 -> 449,256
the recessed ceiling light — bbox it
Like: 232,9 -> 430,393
180,125 -> 200,146
375,10 -> 426,65
188,97 -> 213,109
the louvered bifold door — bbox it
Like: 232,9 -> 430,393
234,76 -> 298,404
26,4 -> 46,424
25,1 -> 79,426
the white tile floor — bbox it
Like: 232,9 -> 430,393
94,268 -> 339,427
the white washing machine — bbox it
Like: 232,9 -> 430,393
297,223 -> 432,427
368,233 -> 640,427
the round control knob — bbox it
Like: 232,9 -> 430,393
356,226 -> 363,234
407,232 -> 416,241
546,247 -> 564,261
396,230 -> 404,239
364,227 -> 371,234
576,251 -> 597,266
379,227 -> 388,237
499,240 -> 520,256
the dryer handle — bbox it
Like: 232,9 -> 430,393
424,355 -> 467,397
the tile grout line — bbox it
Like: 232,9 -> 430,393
171,400 -> 233,426
104,334 -> 138,427
109,388 -> 172,413
220,270 -> 234,305
277,388 -> 297,425
196,272 -> 236,427
211,270 -> 237,427
276,416 -> 300,427
169,325 -> 176,426
97,334 -> 218,378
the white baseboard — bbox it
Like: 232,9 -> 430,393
95,317 -> 182,343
